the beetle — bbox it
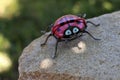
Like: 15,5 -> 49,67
41,14 -> 100,59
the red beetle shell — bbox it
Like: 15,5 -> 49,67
51,15 -> 86,39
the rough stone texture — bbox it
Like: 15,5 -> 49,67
19,11 -> 120,80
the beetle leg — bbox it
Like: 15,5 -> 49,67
41,33 -> 52,46
86,21 -> 100,27
52,39 -> 60,59
83,31 -> 101,40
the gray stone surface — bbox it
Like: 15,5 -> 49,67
19,11 -> 120,80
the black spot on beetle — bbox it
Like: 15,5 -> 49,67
57,28 -> 61,32
60,22 -> 65,26
69,20 -> 75,23
76,21 -> 81,24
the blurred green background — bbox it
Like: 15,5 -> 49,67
0,0 -> 120,80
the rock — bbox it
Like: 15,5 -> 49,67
18,11 -> 120,80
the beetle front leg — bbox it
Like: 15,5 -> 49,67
41,33 -> 52,46
83,30 -> 101,40
52,39 -> 60,59
86,21 -> 100,27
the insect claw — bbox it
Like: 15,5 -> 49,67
94,38 -> 101,40
51,54 -> 56,59
41,43 -> 46,47
96,23 -> 100,27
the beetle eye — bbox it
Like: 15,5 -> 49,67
73,27 -> 79,33
65,30 -> 72,36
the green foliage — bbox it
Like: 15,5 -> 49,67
0,0 -> 120,79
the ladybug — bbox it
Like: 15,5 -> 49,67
41,14 -> 100,59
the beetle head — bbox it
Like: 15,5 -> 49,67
63,26 -> 82,39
